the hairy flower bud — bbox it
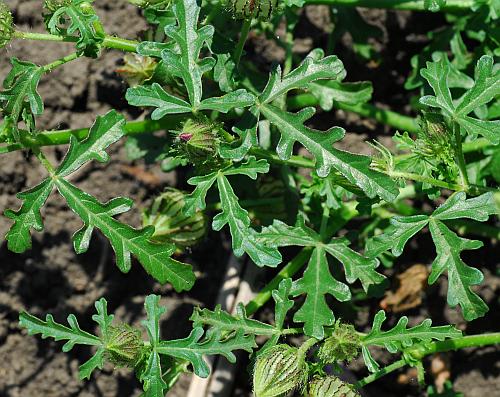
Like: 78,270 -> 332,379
116,54 -> 157,87
318,322 -> 361,363
226,0 -> 280,20
43,0 -> 71,13
253,344 -> 307,397
174,118 -> 225,169
0,2 -> 14,49
143,188 -> 207,247
104,324 -> 145,367
308,376 -> 360,397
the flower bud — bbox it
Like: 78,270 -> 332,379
143,188 -> 207,247
308,376 -> 360,397
253,344 -> 307,397
104,324 -> 145,367
0,2 -> 14,49
174,118 -> 224,169
318,322 -> 361,364
226,0 -> 280,20
116,54 -> 157,87
43,0 -> 71,13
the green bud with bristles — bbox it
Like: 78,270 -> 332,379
142,188 -> 207,248
173,117 -> 226,170
318,321 -> 361,364
253,344 -> 307,397
0,1 -> 14,49
43,0 -> 72,13
104,324 -> 145,368
308,376 -> 361,397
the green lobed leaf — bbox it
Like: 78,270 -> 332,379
432,192 -> 498,221
219,106 -> 260,160
0,58 -> 44,124
92,297 -> 114,338
157,327 -> 256,378
140,350 -> 168,397
19,311 -> 101,352
57,110 -> 126,177
142,294 -> 167,346
139,295 -> 168,397
420,54 -> 500,144
46,0 -> 104,57
162,0 -> 215,108
261,219 -> 385,292
260,105 -> 399,201
428,219 -> 488,321
4,178 -> 54,253
198,89 -> 255,113
191,303 -> 277,338
55,178 -> 195,291
272,278 -> 294,331
308,81 -> 373,110
213,173 -> 282,267
362,310 -> 462,372
184,172 -> 218,215
126,83 -> 192,118
259,51 -> 345,104
79,349 -> 105,380
365,215 -> 429,258
291,247 -> 351,339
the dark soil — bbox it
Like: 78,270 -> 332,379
0,1 -> 499,397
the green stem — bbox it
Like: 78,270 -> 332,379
287,94 -> 419,134
357,332 -> 500,388
32,147 -> 56,176
453,122 -> 470,191
233,18 -> 252,68
355,359 -> 407,388
13,31 -> 139,53
298,337 -> 319,356
245,247 -> 313,316
302,0 -> 474,11
42,52 -> 80,73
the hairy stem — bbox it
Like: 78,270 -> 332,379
13,31 -> 139,53
357,332 -> 500,388
42,52 -> 80,73
355,359 -> 407,388
302,0 -> 474,11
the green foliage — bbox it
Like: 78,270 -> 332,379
0,58 -> 43,130
361,310 -> 462,372
184,157 -> 282,266
366,192 -> 497,320
260,217 -> 384,339
3,0 -> 500,394
420,54 -> 500,144
44,0 -> 104,57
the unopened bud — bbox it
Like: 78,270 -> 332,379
253,344 -> 307,397
0,2 -> 14,49
318,322 -> 361,364
143,188 -> 207,247
308,376 -> 360,397
226,0 -> 280,20
104,324 -> 145,367
174,118 -> 224,168
43,0 -> 71,13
